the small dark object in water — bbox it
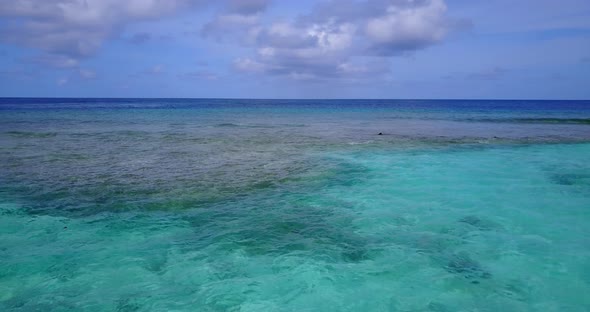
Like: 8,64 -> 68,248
63,226 -> 68,229
378,132 -> 383,135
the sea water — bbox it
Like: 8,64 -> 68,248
0,99 -> 589,311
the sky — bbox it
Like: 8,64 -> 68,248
0,0 -> 589,99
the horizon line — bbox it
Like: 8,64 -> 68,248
1,97 -> 589,101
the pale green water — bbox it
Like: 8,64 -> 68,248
1,99 -> 590,311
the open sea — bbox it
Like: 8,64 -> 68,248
1,98 -> 589,311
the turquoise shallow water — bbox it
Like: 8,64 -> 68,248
1,99 -> 590,311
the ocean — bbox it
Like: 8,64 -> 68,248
1,98 -> 589,311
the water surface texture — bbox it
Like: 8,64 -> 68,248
1,99 -> 590,311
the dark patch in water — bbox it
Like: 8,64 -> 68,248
45,256 -> 80,282
216,123 -> 241,127
234,218 -> 370,263
116,298 -> 142,312
551,173 -> 590,186
495,280 -> 531,302
445,252 -> 492,280
143,251 -> 169,273
428,302 -> 451,312
342,247 -> 369,262
185,199 -> 371,263
0,288 -> 79,311
459,215 -> 484,226
324,161 -> 373,187
215,123 -> 273,128
458,215 -> 499,231
4,131 -> 58,138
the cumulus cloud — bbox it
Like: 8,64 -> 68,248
0,0 -> 461,82
201,0 -> 270,43
0,0 -> 208,60
232,0 -> 458,80
365,0 -> 450,55
201,14 -> 261,43
227,0 -> 270,15
234,21 -> 385,81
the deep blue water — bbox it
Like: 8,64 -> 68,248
1,98 -> 589,311
2,98 -> 590,113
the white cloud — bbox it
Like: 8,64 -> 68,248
200,0 -> 270,43
201,13 -> 262,43
232,0 -> 456,80
0,0 -> 460,82
365,0 -> 450,54
0,0 -> 208,59
226,0 -> 270,15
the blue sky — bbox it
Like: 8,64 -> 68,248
0,0 -> 589,99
